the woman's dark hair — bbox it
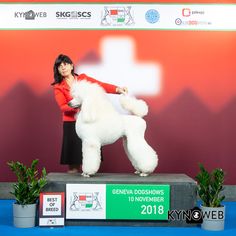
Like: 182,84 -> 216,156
51,54 -> 75,85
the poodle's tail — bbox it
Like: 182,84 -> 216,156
119,95 -> 148,118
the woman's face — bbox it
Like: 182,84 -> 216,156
58,62 -> 73,77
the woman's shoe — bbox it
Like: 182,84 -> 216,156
67,168 -> 78,174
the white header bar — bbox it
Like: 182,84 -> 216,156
0,3 -> 236,30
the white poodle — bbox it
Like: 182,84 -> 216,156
69,80 -> 158,177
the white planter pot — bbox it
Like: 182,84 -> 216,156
13,203 -> 36,228
201,205 -> 225,231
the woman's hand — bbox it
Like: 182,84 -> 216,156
116,87 -> 128,95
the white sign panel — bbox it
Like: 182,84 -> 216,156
39,192 -> 65,227
42,194 -> 62,216
0,3 -> 236,30
66,184 -> 106,219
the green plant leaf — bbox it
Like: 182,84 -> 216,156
195,163 -> 225,207
7,159 -> 47,205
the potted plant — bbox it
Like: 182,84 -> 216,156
7,159 -> 47,228
195,163 -> 225,231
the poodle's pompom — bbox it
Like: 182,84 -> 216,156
120,96 -> 148,117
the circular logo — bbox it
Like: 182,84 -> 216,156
175,18 -> 182,25
145,9 -> 160,24
192,210 -> 201,220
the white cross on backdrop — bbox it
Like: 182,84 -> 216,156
76,36 -> 162,112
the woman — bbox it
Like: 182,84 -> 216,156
52,54 -> 128,173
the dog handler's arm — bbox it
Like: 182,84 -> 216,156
54,87 -> 78,113
79,73 -> 127,94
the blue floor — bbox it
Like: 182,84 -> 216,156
1,200 -> 236,236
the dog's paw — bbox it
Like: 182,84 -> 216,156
81,172 -> 90,178
139,173 -> 149,177
134,170 -> 141,175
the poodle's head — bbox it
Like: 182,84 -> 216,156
69,80 -> 105,108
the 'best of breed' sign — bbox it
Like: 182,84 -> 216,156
39,192 -> 65,227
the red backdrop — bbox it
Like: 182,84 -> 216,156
0,0 -> 236,184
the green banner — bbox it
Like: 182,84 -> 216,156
106,184 -> 170,220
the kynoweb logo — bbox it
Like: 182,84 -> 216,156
14,10 -> 47,20
168,206 -> 225,223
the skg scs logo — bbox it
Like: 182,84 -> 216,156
56,11 -> 91,19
